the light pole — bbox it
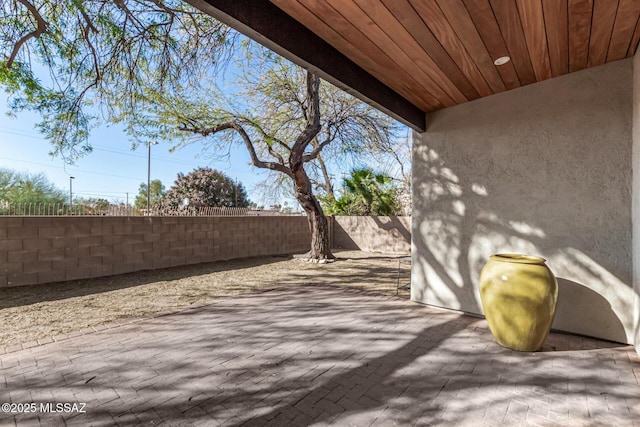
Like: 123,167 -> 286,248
69,176 -> 75,214
235,177 -> 238,207
147,141 -> 158,215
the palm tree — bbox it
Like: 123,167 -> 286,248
331,168 -> 399,216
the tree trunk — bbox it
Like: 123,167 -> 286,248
292,165 -> 334,261
316,153 -> 335,200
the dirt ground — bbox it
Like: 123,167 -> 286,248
0,250 -> 411,346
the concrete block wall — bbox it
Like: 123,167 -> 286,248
0,216 -> 310,287
332,216 -> 411,253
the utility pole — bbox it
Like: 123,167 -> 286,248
69,176 -> 75,214
147,141 -> 158,215
235,177 -> 238,206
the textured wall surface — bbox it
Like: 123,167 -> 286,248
413,59 -> 635,344
0,216 -> 310,287
332,216 -> 411,253
634,48 -> 640,352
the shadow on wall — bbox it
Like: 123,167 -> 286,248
555,278 -> 626,342
412,128 -> 635,344
332,216 -> 411,253
411,59 -> 639,344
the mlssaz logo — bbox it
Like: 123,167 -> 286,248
40,402 -> 87,413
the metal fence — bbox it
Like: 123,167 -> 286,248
0,202 -> 263,217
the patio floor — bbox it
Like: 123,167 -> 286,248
1,285 -> 639,426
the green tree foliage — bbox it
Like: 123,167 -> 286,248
73,197 -> 112,213
325,168 -> 400,216
0,167 -> 65,204
0,0 -> 235,160
160,168 -> 248,208
134,179 -> 166,210
94,198 -> 110,211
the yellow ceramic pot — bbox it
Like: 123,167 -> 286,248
478,254 -> 558,352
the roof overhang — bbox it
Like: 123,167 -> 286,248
188,1 -> 640,134
188,0 -> 426,131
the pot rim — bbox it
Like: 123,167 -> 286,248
489,254 -> 547,264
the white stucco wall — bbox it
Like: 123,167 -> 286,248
412,59 -> 635,344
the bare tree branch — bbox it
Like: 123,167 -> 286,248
178,122 -> 293,178
241,118 -> 291,154
147,0 -> 178,16
6,0 -> 48,68
81,18 -> 101,83
266,143 -> 286,166
77,4 -> 99,34
302,136 -> 331,163
311,152 -> 334,198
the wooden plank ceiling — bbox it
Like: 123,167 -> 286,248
269,0 -> 640,113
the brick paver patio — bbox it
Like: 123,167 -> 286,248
1,285 -> 639,426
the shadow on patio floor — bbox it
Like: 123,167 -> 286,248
2,285 -> 638,426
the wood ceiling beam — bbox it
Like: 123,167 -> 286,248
186,0 -> 426,132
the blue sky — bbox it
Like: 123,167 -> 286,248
0,100 -> 274,206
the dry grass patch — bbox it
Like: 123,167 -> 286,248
0,250 -> 410,346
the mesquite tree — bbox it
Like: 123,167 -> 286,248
178,72 -> 332,259
1,1 -> 399,260
0,0 -> 235,160
149,49 -> 398,260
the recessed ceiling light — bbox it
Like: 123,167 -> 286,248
494,56 -> 511,66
